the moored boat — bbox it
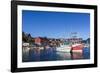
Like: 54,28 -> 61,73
56,45 -> 71,53
71,44 -> 84,53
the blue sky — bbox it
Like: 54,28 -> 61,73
22,10 -> 90,40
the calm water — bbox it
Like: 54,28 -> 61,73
22,48 -> 90,62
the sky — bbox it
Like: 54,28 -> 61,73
22,10 -> 90,40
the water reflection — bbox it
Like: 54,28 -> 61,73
56,52 -> 71,60
71,52 -> 83,59
22,47 -> 90,62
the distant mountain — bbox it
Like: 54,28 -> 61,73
82,38 -> 90,44
22,31 -> 33,43
86,38 -> 90,43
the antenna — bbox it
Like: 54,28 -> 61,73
70,32 -> 77,38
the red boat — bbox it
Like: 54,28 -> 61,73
71,44 -> 84,53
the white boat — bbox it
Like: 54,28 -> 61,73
56,45 -> 71,52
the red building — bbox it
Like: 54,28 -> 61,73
34,37 -> 41,45
34,37 -> 49,45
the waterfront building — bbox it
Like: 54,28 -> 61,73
67,38 -> 83,44
34,37 -> 41,45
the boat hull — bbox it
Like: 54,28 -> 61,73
56,45 -> 71,52
72,50 -> 82,53
72,44 -> 83,53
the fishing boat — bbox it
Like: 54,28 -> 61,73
71,43 -> 84,53
56,45 -> 71,53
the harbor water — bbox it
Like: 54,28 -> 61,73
22,47 -> 90,62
